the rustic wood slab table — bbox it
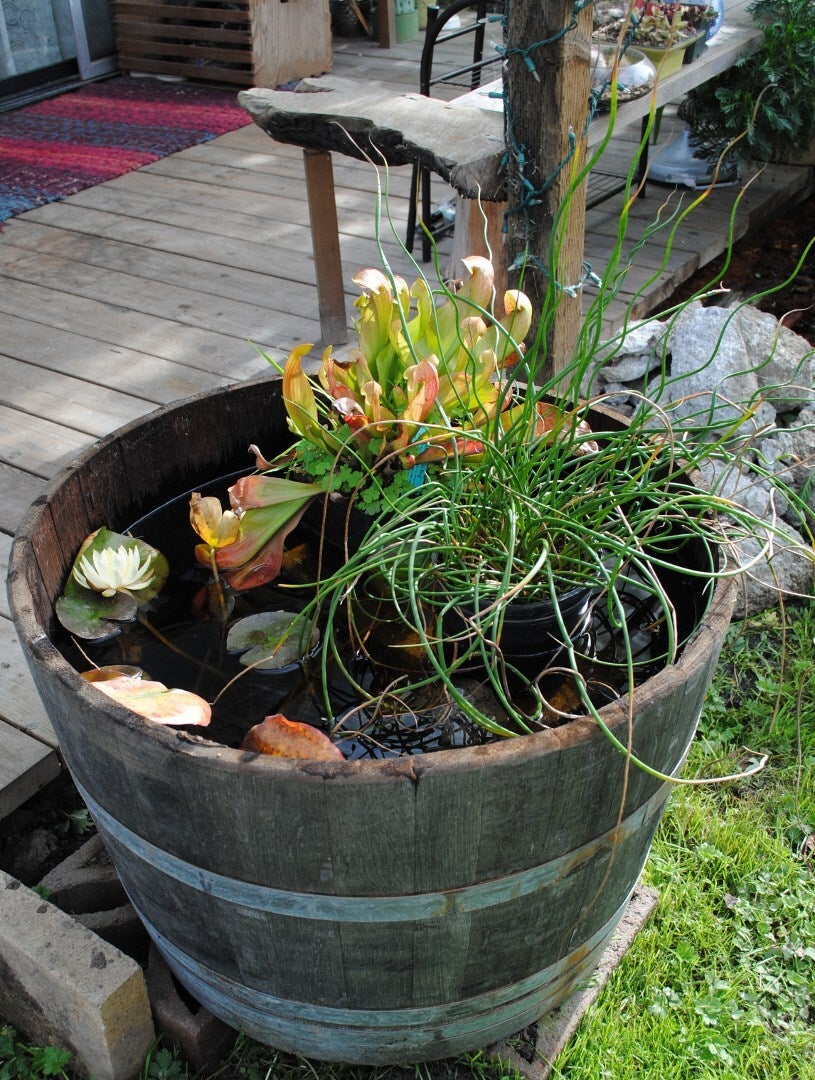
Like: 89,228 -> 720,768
239,0 -> 762,344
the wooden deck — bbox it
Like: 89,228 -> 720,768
1,21 -> 813,818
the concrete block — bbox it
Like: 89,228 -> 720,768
76,905 -> 150,960
0,869 -> 155,1080
38,835 -> 126,914
145,944 -> 236,1074
37,836 -> 150,959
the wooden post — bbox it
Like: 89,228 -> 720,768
303,149 -> 349,345
504,0 -> 592,379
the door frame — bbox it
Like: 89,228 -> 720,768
68,0 -> 118,79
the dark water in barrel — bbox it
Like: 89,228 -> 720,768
57,472 -> 710,759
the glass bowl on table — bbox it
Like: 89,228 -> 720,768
591,45 -> 657,110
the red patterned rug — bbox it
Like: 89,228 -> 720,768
0,76 -> 253,224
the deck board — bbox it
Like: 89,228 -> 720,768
0,717 -> 61,820
0,274 -> 277,377
0,24 -> 812,819
0,402 -> 97,480
0,618 -> 57,748
0,353 -> 154,437
0,311 -> 234,403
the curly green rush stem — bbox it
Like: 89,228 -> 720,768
404,529 -> 529,738
550,570 -> 770,787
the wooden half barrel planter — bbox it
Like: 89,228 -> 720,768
8,376 -> 736,1064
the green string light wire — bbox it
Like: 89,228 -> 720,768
496,0 -> 644,293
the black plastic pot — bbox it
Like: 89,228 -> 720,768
441,582 -> 595,675
297,491 -> 375,573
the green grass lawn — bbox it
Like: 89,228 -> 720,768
2,604 -> 813,1080
550,601 -> 815,1080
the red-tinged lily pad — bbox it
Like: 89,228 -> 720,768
56,528 -> 168,641
240,713 -> 344,760
226,610 -> 319,670
81,665 -> 145,683
91,676 -> 211,727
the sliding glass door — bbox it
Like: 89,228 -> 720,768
71,0 -> 116,79
1,0 -> 116,108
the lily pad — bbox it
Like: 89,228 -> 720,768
241,713 -> 344,761
56,528 -> 168,640
226,610 -> 319,670
56,589 -> 139,642
81,665 -> 145,683
91,676 -> 211,727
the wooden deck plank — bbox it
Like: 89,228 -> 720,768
168,137 -> 417,190
0,353 -> 155,438
0,720 -> 61,820
0,618 -> 58,748
73,169 -> 417,250
0,222 -> 333,316
0,206 -> 411,295
0,462 -> 45,538
33,182 -> 428,278
0,203 -> 433,306
0,213 -> 417,312
0,245 -> 320,346
0,312 -> 233,404
143,143 -> 418,197
585,160 -> 814,329
0,276 -> 280,377
0,402 -> 96,480
0,607 -> 62,818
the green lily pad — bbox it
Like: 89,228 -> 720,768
56,589 -> 139,642
56,527 -> 168,640
226,610 -> 319,670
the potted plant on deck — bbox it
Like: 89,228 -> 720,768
678,0 -> 815,170
9,254 -> 813,1063
593,1 -> 720,74
7,77 -> 815,1072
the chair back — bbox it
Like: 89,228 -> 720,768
420,1 -> 505,99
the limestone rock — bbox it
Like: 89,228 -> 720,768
666,304 -> 777,433
583,320 -> 668,397
727,521 -> 815,618
698,458 -> 790,522
730,305 -> 815,409
758,406 -> 815,512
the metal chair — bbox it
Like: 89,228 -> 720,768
405,0 -> 505,263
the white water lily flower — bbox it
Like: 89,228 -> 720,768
73,545 -> 155,598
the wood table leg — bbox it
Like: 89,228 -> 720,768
303,148 -> 348,345
378,0 -> 397,48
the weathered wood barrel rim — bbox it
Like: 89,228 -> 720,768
8,374 -> 737,1064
